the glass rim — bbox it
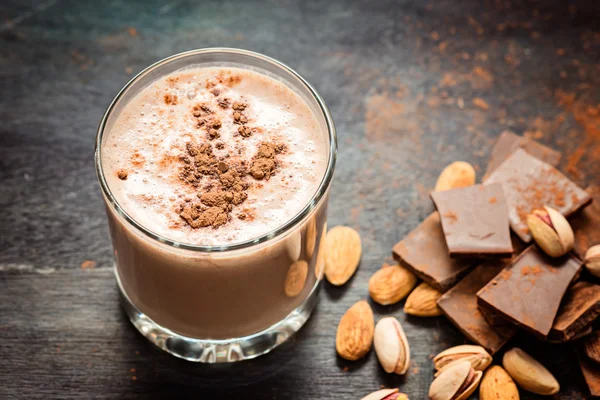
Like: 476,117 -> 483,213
94,48 -> 337,253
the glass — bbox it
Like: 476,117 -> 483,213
94,48 -> 337,362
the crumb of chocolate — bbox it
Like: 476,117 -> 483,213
192,103 -> 212,118
215,142 -> 225,150
164,93 -> 178,105
217,98 -> 229,109
80,260 -> 96,269
250,142 -> 284,180
232,101 -> 247,111
238,126 -> 252,138
117,169 -> 128,180
233,111 -> 248,125
211,88 -> 220,96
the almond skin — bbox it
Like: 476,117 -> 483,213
335,300 -> 374,361
434,161 -> 476,192
404,282 -> 443,317
324,226 -> 362,286
369,264 -> 417,305
480,366 -> 519,400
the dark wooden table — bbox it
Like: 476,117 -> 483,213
1,0 -> 599,398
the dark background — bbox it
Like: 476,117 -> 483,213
1,0 -> 599,398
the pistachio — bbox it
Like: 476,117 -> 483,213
361,388 -> 409,400
374,317 -> 410,375
434,161 -> 476,192
502,348 -> 559,395
526,206 -> 574,257
429,360 -> 482,400
323,226 -> 362,286
433,345 -> 492,377
480,366 -> 519,400
335,300 -> 374,361
404,282 -> 443,317
585,244 -> 600,278
369,264 -> 417,305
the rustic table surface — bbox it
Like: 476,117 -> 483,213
1,0 -> 599,398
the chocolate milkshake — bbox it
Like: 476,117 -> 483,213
96,49 -> 336,361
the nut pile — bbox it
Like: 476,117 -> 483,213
320,132 -> 600,399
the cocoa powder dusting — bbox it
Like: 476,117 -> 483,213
117,169 -> 128,180
250,142 -> 285,180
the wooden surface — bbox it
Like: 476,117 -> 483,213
1,0 -> 599,398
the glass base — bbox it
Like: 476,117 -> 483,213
116,270 -> 321,363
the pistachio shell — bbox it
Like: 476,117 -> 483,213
433,345 -> 492,376
374,317 -> 411,374
429,361 -> 478,400
361,388 -> 408,400
585,244 -> 600,278
502,348 -> 559,395
527,206 -> 573,257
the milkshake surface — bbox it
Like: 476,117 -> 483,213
103,66 -> 328,246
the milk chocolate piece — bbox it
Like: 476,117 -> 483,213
585,332 -> 600,365
483,131 -> 561,180
393,213 -> 478,292
485,149 -> 592,242
580,349 -> 600,397
571,186 -> 600,259
431,183 -> 513,257
438,261 -> 516,354
548,281 -> 600,342
477,246 -> 582,339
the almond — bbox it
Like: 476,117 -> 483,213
335,300 -> 374,361
324,226 -> 362,286
369,264 -> 417,306
404,282 -> 443,317
480,366 -> 519,400
434,161 -> 476,192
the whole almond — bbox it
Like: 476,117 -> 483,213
502,348 -> 559,395
369,264 -> 417,305
314,223 -> 328,280
284,260 -> 308,297
361,388 -> 409,400
480,366 -> 519,400
324,226 -> 362,286
434,161 -> 476,192
404,282 -> 443,317
335,300 -> 374,360
374,317 -> 410,374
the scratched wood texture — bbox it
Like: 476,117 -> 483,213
1,0 -> 599,398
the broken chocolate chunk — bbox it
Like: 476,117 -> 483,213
431,183 -> 513,257
548,281 -> 600,342
484,148 -> 591,242
393,212 -> 479,292
477,246 -> 582,339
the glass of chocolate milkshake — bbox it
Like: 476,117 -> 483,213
95,48 -> 336,362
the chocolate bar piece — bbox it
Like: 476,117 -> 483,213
437,261 -> 516,354
431,183 -> 513,257
485,148 -> 592,242
580,348 -> 600,397
548,281 -> 600,342
585,332 -> 600,365
483,131 -> 561,180
477,246 -> 582,339
571,186 -> 600,260
393,213 -> 478,292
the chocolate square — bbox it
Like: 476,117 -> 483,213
548,281 -> 600,342
483,131 -> 561,180
392,213 -> 478,292
437,261 -> 516,354
571,186 -> 600,259
579,349 -> 600,397
485,148 -> 591,242
431,183 -> 513,257
477,246 -> 582,339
